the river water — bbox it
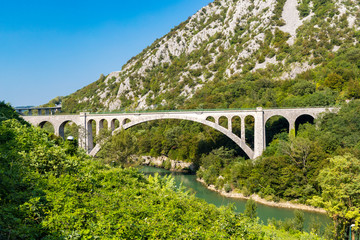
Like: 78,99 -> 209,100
140,165 -> 331,231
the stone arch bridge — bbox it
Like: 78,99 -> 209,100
22,107 -> 335,159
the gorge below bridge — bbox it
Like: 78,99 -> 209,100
22,107 -> 336,159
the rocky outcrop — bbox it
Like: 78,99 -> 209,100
140,155 -> 196,173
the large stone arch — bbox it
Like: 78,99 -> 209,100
89,115 -> 255,159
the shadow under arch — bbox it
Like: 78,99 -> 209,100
219,116 -> 228,129
295,114 -> 314,134
110,118 -> 120,131
39,121 -> 55,134
99,119 -> 109,133
90,116 -> 255,159
59,120 -> 79,140
122,118 -> 131,125
245,115 -> 255,149
231,116 -> 242,138
265,115 -> 290,146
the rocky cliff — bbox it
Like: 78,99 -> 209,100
61,0 -> 360,113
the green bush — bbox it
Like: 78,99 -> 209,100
224,183 -> 232,193
163,159 -> 172,170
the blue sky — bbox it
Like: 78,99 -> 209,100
0,0 -> 212,107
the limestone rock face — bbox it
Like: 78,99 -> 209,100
141,156 -> 196,172
62,0 -> 360,112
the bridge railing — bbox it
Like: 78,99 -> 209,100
85,105 -> 338,115
21,105 -> 339,116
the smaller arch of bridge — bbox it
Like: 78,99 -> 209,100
98,119 -> 109,134
264,114 -> 291,127
38,121 -> 55,134
219,116 -> 228,129
295,114 -> 315,123
38,120 -> 53,128
231,116 -> 242,138
86,119 -> 97,151
265,115 -> 290,126
265,115 -> 290,145
206,116 -> 215,123
110,118 -> 120,131
295,114 -> 315,133
59,120 -> 78,139
99,119 -> 107,127
244,115 -> 255,148
86,118 -> 98,131
122,118 -> 131,125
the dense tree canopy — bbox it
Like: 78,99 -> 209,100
0,104 -> 324,239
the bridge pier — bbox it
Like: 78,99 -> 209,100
87,121 -> 94,152
96,120 -> 101,135
55,123 -> 60,136
254,108 -> 265,158
110,120 -> 116,131
241,117 -> 245,140
228,117 -> 232,131
289,120 -> 295,135
214,117 -> 219,125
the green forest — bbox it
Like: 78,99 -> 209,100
0,102 -> 330,239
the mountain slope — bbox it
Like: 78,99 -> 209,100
62,0 -> 360,113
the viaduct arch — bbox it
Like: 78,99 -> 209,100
22,107 -> 336,159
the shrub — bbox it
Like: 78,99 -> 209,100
224,183 -> 232,193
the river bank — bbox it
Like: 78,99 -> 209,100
139,156 -> 327,214
197,178 -> 327,214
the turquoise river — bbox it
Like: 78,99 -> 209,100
140,165 -> 331,231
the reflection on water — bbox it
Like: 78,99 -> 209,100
139,165 -> 331,231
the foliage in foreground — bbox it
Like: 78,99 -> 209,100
0,106 -> 325,239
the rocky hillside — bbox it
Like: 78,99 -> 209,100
62,0 -> 360,113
